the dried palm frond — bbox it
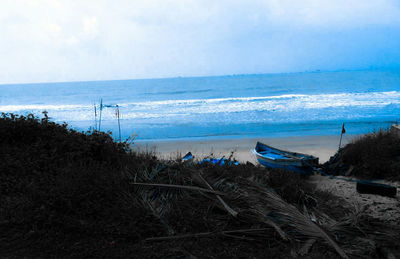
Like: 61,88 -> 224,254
233,182 -> 289,241
195,172 -> 238,217
297,238 -> 316,256
237,178 -> 348,259
125,156 -> 396,258
131,182 -> 226,195
145,227 -> 275,242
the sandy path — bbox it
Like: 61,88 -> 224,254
310,174 -> 400,223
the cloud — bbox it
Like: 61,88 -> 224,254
82,17 -> 98,36
262,0 -> 400,27
0,0 -> 400,84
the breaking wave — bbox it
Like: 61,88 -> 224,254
1,91 -> 399,124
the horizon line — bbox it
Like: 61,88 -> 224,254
1,67 -> 399,86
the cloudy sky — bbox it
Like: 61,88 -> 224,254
1,0 -> 400,84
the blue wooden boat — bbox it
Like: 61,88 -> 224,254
253,142 -> 318,174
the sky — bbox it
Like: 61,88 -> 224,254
1,0 -> 400,84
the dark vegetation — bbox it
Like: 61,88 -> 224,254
324,129 -> 400,181
1,114 -> 399,258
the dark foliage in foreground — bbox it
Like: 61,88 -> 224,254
324,129 -> 400,181
1,114 -> 399,258
0,113 -> 163,258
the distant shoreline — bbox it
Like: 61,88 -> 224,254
3,68 -> 397,86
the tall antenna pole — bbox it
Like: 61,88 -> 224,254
116,105 -> 121,142
338,123 -> 345,150
94,103 -> 97,131
99,98 -> 103,131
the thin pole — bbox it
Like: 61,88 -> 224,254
94,103 -> 97,131
99,98 -> 103,131
338,123 -> 344,150
116,105 -> 121,142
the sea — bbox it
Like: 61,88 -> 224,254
1,70 -> 399,142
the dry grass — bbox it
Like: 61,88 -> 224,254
1,113 -> 399,258
324,129 -> 400,181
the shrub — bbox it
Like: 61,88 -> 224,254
324,129 -> 400,181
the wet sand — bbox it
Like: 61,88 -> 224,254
133,134 -> 357,164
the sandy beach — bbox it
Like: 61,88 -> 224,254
135,134 -> 400,224
134,134 -> 357,164
310,174 -> 400,223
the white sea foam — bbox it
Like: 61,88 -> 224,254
0,104 -> 92,112
1,91 -> 399,122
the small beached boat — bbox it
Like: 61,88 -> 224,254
253,142 -> 318,174
181,152 -> 240,166
182,152 -> 193,162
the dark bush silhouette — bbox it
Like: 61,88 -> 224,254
324,129 -> 400,181
0,114 -> 163,258
1,114 -> 398,258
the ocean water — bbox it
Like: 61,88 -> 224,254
1,70 -> 399,141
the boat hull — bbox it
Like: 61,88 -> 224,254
253,142 -> 318,174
